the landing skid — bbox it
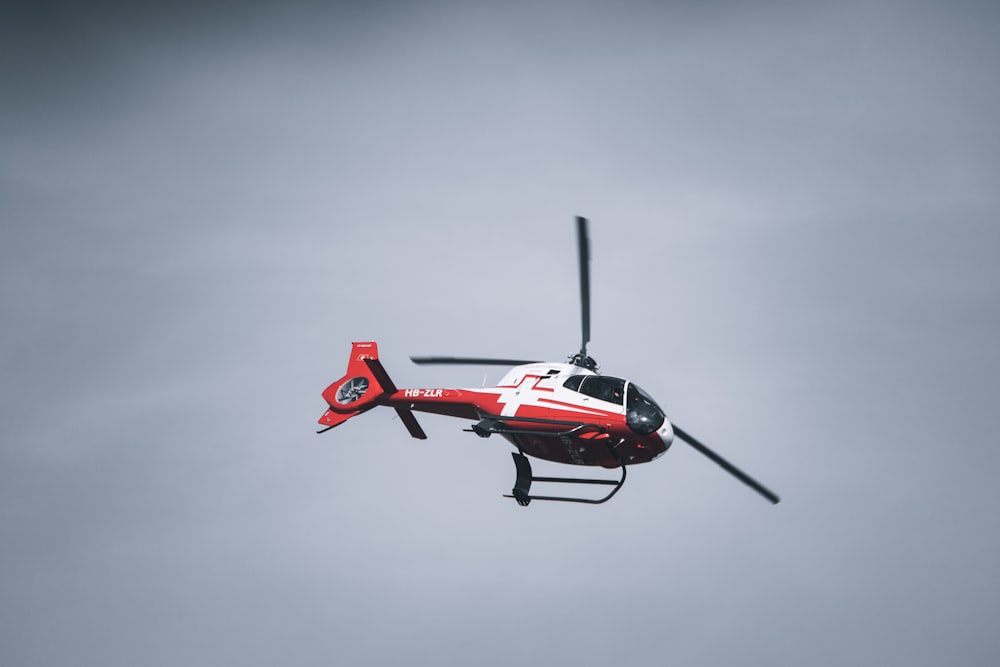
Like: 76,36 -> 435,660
503,451 -> 627,506
466,417 -> 627,505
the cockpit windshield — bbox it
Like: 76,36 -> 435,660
626,383 -> 665,435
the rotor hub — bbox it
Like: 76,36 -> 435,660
570,352 -> 598,372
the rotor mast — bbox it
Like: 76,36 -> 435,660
571,216 -> 597,371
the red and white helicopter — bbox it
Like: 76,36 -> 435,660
318,217 -> 779,506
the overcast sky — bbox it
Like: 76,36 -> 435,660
3,1 -> 999,665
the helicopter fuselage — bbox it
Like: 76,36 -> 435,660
322,359 -> 675,468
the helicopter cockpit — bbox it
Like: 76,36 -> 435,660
562,375 -> 666,435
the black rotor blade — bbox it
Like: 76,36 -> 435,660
576,216 -> 591,356
410,356 -> 541,366
672,425 -> 780,505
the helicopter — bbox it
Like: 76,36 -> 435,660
318,217 -> 780,506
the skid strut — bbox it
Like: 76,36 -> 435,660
503,451 -> 627,506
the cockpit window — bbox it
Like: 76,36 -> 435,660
626,382 -> 665,435
580,376 -> 626,405
560,375 -> 625,405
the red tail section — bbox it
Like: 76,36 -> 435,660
319,342 -> 389,429
318,341 -> 427,439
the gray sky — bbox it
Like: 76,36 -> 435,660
3,1 -> 999,665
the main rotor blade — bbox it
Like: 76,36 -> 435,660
672,425 -> 780,505
410,356 -> 541,366
576,216 -> 591,356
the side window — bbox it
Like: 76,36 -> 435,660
579,376 -> 626,405
563,375 -> 585,391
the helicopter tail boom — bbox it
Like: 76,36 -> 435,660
318,341 -> 427,439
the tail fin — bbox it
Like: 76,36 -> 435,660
318,342 -> 388,428
317,341 -> 426,439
